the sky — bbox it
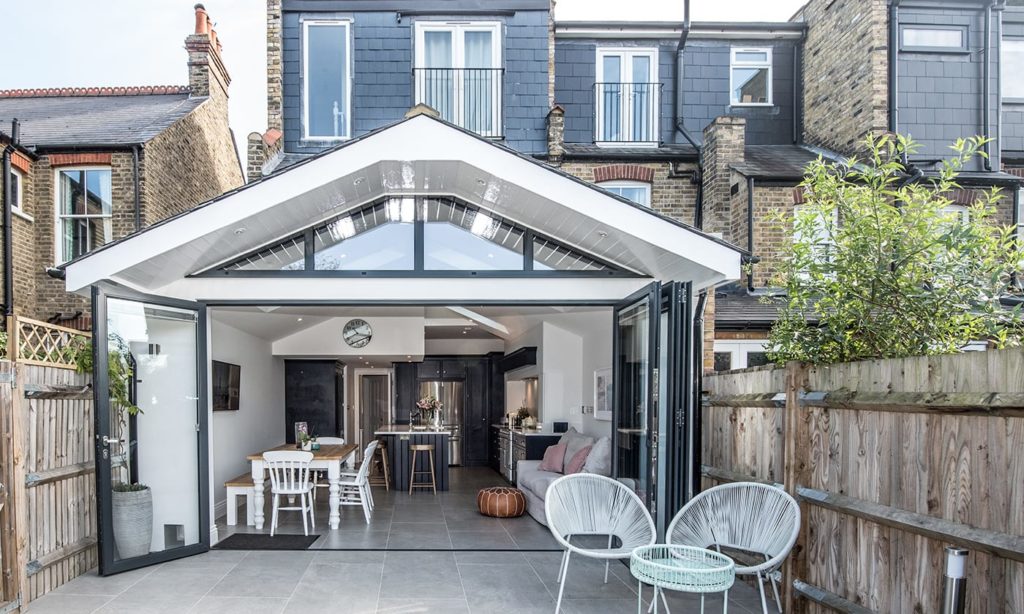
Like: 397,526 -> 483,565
1,0 -> 807,156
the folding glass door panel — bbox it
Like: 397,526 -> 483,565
613,282 -> 660,517
612,281 -> 693,537
93,287 -> 208,575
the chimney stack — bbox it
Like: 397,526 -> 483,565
186,3 -> 230,99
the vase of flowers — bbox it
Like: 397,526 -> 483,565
416,396 -> 443,427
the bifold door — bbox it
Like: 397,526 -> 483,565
92,286 -> 209,575
612,281 -> 693,537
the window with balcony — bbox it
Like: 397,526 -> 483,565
595,48 -> 659,145
303,20 -> 351,140
414,22 -> 502,137
55,167 -> 112,263
730,48 -> 772,106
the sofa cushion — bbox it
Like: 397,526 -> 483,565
519,471 -> 559,501
563,433 -> 594,469
538,443 -> 566,473
565,445 -> 592,474
583,436 -> 612,477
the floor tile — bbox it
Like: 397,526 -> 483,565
22,593 -> 112,613
458,563 -> 555,611
454,550 -> 529,565
94,591 -> 203,613
380,552 -> 463,599
51,567 -> 156,596
188,596 -> 288,614
376,597 -> 470,613
448,529 -> 517,550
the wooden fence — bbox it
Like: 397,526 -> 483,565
702,351 -> 1024,613
0,316 -> 95,611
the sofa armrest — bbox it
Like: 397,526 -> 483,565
517,460 -> 543,475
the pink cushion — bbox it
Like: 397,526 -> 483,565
538,443 -> 567,473
565,445 -> 592,474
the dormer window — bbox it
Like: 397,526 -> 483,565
414,22 -> 503,137
730,48 -> 772,106
595,48 -> 659,145
302,20 -> 352,140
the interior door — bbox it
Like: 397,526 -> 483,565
612,282 -> 660,519
92,285 -> 208,575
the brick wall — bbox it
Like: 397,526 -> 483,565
0,161 -> 38,317
558,160 -> 699,224
799,0 -> 888,154
267,0 -> 283,132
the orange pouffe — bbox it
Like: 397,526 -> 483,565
477,486 -> 528,518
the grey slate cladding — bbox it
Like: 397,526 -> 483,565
0,94 -> 205,147
282,8 -> 550,155
554,38 -> 796,147
896,6 -> 995,171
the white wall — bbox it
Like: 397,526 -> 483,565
540,322 -> 583,430
272,316 -> 425,357
210,321 -> 285,518
576,312 -> 614,439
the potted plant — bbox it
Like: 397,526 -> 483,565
299,432 -> 313,451
111,482 -> 152,558
72,334 -> 153,559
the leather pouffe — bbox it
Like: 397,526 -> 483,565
477,486 -> 528,518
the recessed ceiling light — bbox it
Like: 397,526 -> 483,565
234,227 -> 246,235
476,178 -> 486,185
296,317 -> 303,322
597,230 -> 609,238
354,177 -> 365,185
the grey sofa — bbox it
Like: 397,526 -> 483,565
515,433 -> 612,526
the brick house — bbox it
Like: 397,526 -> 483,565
0,4 -> 243,329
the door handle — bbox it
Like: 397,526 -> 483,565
102,436 -> 124,447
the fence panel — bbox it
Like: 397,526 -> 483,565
703,350 -> 1024,613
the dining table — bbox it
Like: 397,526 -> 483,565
247,443 -> 358,531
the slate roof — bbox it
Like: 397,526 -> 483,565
562,142 -> 698,160
714,283 -> 788,330
0,87 -> 205,148
731,144 -> 830,181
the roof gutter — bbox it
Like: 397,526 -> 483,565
2,119 -> 19,317
674,0 -> 706,228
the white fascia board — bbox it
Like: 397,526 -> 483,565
153,276 -> 655,304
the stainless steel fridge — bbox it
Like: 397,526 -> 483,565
418,381 -> 463,466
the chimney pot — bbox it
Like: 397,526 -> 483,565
194,4 -> 208,35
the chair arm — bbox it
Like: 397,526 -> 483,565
517,460 -> 542,474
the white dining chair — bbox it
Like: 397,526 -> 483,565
667,482 -> 800,614
544,473 -> 657,613
338,440 -> 377,524
311,436 -> 346,501
263,450 -> 316,537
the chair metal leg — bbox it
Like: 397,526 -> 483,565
638,580 -> 643,614
604,533 -> 613,583
557,549 -> 569,582
700,593 -> 705,614
723,590 -> 729,614
555,550 -> 571,614
756,572 -> 769,614
769,573 -> 782,613
660,587 -> 671,613
647,586 -> 657,613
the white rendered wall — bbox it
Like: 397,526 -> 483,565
209,320 -> 285,518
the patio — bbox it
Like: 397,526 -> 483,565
27,547 -> 767,614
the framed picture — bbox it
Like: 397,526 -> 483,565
211,360 -> 241,411
293,421 -> 309,444
594,367 -> 612,421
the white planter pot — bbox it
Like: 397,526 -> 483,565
112,488 -> 152,559
302,441 -> 312,451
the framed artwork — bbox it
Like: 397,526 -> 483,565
293,421 -> 309,445
212,360 -> 241,411
594,367 -> 613,421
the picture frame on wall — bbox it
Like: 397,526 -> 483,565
594,367 -> 612,421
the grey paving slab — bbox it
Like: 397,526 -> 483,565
21,593 -> 112,613
51,567 -> 155,596
380,552 -> 464,599
377,597 -> 470,613
188,596 -> 288,614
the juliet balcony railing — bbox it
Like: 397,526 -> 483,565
413,67 -> 504,138
594,82 -> 661,145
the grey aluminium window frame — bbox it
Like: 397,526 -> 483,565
899,23 -> 970,53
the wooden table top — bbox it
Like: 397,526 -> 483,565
247,443 -> 358,462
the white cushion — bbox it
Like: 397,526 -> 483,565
583,436 -> 612,477
562,432 -> 594,469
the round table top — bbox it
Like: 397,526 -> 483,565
630,545 -> 736,594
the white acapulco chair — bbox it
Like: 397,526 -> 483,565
337,439 -> 377,523
544,473 -> 657,614
263,450 -> 316,537
667,482 -> 800,614
311,436 -> 346,501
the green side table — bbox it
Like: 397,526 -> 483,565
630,544 -> 736,614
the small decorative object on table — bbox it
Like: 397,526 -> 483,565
293,421 -> 309,448
299,432 -> 313,452
416,396 -> 443,428
477,486 -> 527,518
630,545 -> 735,614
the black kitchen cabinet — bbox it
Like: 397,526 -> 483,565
416,359 -> 466,380
487,351 -> 506,425
284,360 -> 343,443
488,427 -> 502,472
463,358 -> 489,466
416,360 -> 441,379
393,362 -> 417,424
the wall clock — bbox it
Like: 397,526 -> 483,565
343,319 -> 373,348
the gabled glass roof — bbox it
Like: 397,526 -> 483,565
206,196 -> 629,277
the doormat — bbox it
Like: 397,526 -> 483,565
214,533 -> 318,550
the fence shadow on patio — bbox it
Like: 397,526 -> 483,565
703,350 -> 1024,613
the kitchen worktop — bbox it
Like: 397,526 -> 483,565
375,424 -> 453,435
491,424 -> 558,436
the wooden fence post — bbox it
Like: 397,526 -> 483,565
782,361 -> 810,613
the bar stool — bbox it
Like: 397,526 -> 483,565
368,438 -> 390,491
408,444 -> 437,495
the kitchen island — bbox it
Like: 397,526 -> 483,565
374,425 -> 451,491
